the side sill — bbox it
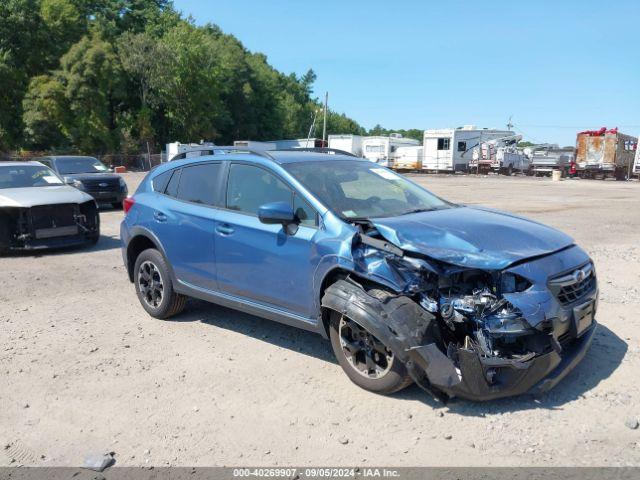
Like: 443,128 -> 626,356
175,280 -> 324,336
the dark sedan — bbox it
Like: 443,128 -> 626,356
35,156 -> 128,209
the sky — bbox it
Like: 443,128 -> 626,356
172,0 -> 640,146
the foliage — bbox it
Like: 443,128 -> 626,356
367,124 -> 423,142
3,0 -> 391,154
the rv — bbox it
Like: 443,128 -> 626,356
422,126 -> 514,172
575,128 -> 637,180
328,134 -> 363,156
392,146 -> 423,170
361,134 -> 420,167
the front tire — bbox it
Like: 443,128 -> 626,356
133,248 -> 186,319
328,309 -> 412,394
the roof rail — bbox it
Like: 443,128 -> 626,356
168,146 -> 275,162
275,147 -> 358,157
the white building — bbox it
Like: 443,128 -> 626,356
422,126 -> 514,172
165,141 -> 216,162
233,140 -> 276,151
328,134 -> 363,156
362,134 -> 420,167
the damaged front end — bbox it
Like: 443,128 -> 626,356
326,224 -> 598,401
0,201 -> 99,252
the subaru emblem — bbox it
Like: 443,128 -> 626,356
573,269 -> 586,283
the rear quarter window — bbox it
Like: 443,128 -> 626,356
165,169 -> 181,197
152,170 -> 173,193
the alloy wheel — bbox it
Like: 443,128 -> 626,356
138,260 -> 164,308
338,315 -> 394,379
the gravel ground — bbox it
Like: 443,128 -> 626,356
1,172 -> 639,467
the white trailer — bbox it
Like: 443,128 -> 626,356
328,134 -> 363,156
393,146 -> 423,170
165,141 -> 216,162
362,134 -> 420,167
271,138 -> 325,149
233,140 -> 276,151
422,126 -> 514,172
634,138 -> 640,176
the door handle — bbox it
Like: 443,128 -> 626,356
215,224 -> 234,235
153,211 -> 167,222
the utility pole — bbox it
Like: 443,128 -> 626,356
322,91 -> 328,146
507,115 -> 514,131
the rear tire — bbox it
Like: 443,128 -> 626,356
328,307 -> 412,395
133,248 -> 186,319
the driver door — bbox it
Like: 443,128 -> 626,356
213,163 -> 319,318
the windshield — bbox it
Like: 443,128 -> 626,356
0,165 -> 64,189
56,157 -> 109,174
284,160 -> 453,220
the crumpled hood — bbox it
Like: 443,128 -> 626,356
0,186 -> 94,208
371,206 -> 574,270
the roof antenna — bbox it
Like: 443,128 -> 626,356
306,108 -> 320,148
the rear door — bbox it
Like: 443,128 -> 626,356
152,162 -> 224,292
214,162 -> 319,317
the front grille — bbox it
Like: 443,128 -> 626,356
548,263 -> 596,306
30,204 -> 77,230
82,178 -> 120,192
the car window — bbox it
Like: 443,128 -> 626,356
55,157 -> 109,174
284,160 -> 451,219
38,159 -> 53,168
176,163 -> 221,206
152,170 -> 173,193
165,168 -> 181,197
0,165 -> 63,189
226,164 -> 292,215
294,194 -> 317,227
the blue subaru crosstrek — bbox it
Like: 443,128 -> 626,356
120,149 -> 598,401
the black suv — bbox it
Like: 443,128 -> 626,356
36,156 -> 128,209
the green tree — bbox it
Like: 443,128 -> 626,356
58,34 -> 127,152
22,75 -> 68,149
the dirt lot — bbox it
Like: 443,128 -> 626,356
1,173 -> 639,467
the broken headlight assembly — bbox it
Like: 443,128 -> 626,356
415,267 -> 541,359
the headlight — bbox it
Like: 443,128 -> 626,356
70,179 -> 84,189
483,311 -> 531,334
118,177 -> 128,193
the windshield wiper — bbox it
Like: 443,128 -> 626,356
400,208 -> 436,216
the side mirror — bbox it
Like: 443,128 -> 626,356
258,201 -> 297,229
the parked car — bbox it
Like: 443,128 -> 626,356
120,151 -> 597,402
0,162 -> 100,253
35,156 -> 128,208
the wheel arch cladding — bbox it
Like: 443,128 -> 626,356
126,235 -> 158,282
321,279 -> 448,395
